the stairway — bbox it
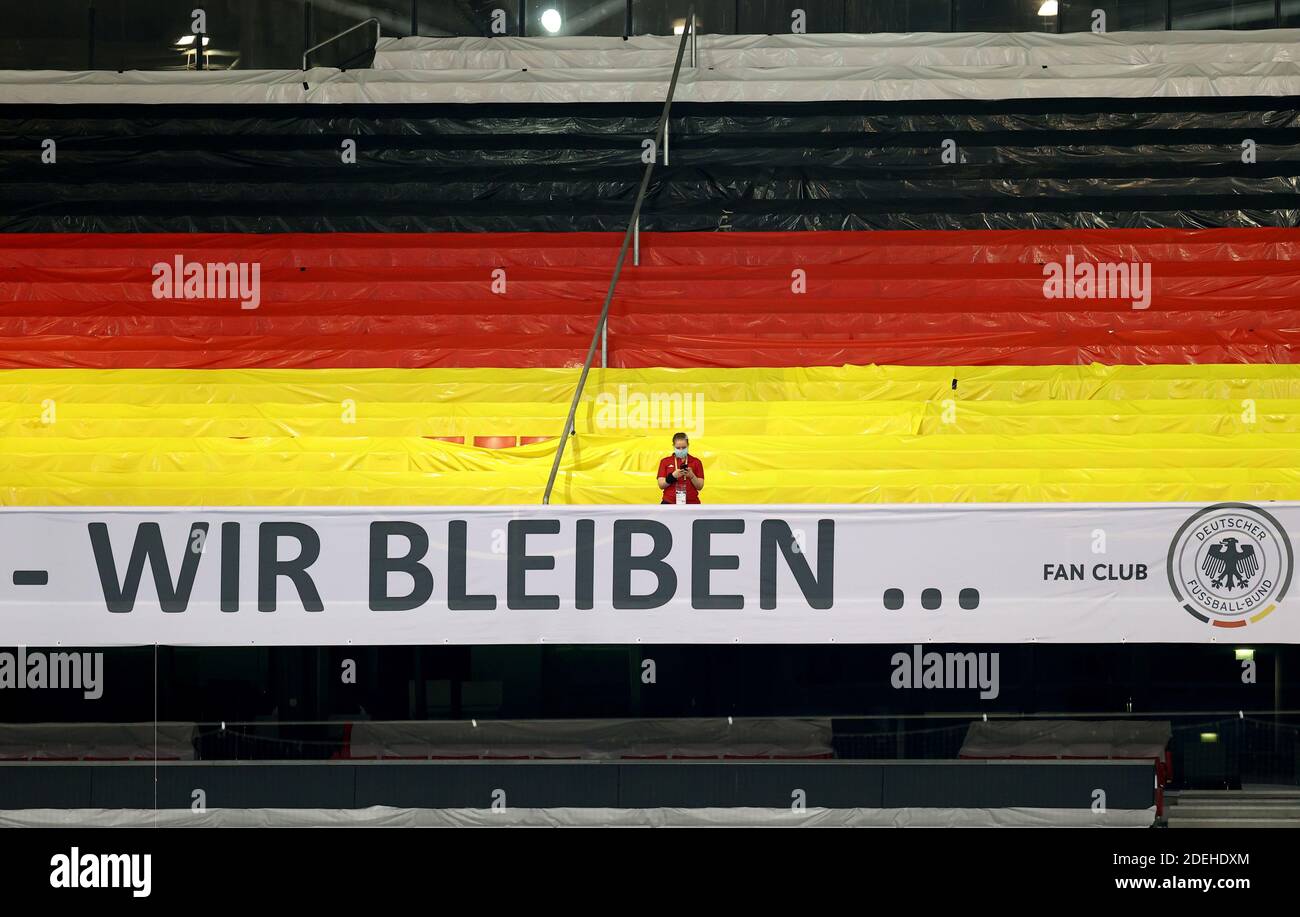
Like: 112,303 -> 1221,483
1166,789 -> 1300,828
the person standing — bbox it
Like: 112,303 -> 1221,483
656,432 -> 704,505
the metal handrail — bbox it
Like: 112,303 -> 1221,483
540,8 -> 696,505
302,16 -> 380,70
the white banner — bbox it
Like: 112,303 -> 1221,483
0,503 -> 1294,646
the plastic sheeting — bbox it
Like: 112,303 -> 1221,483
375,31 -> 1300,71
320,62 -> 1300,105
0,68 -> 336,105
3,338 -> 1298,370
2,365 -> 1299,505
5,76 -> 1300,233
6,473 -> 1300,506
960,720 -> 1172,760
5,363 -> 1297,403
0,804 -> 1157,828
343,717 -> 832,760
11,209 -> 1293,234
5,227 -> 1300,266
3,230 -> 1300,366
5,105 -> 1300,232
7,435 -> 1299,473
12,27 -> 1300,104
0,723 -> 196,760
3,337 -> 1298,370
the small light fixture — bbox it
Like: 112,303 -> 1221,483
176,35 -> 210,46
1235,648 -> 1255,661
540,9 -> 562,33
1199,732 -> 1219,743
1037,1 -> 1059,15
673,19 -> 686,35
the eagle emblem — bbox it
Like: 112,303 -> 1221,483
1202,537 -> 1259,591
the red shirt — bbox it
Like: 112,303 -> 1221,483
657,454 -> 704,504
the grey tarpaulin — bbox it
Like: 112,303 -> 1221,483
9,29 -> 1300,104
5,61 -> 1300,105
375,31 -> 1300,71
0,804 -> 1156,827
344,717 -> 832,760
960,720 -> 1173,760
0,723 -> 197,761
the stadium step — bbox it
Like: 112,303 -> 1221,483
8,229 -> 1300,267
1166,818 -> 1300,828
373,33 -> 1300,72
1167,790 -> 1300,827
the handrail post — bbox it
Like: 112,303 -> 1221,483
540,5 -> 695,505
303,1 -> 313,65
691,13 -> 697,67
303,16 -> 381,70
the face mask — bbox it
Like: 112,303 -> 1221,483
673,447 -> 688,459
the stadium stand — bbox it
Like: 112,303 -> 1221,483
3,31 -> 1299,510
2,20 -> 1298,829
